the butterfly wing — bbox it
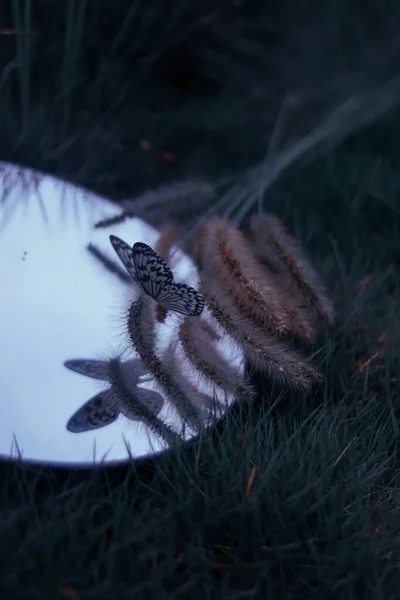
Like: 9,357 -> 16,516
137,387 -> 164,415
64,359 -> 110,381
132,242 -> 173,299
159,283 -> 205,316
66,391 -> 119,433
109,235 -> 139,283
121,387 -> 165,421
114,239 -> 204,316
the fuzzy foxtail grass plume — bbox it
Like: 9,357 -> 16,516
154,223 -> 183,262
249,213 -> 335,325
161,342 -> 217,414
200,277 -> 322,392
266,270 -> 319,342
126,295 -> 204,433
194,217 -> 291,336
94,180 -> 217,230
178,317 -> 255,401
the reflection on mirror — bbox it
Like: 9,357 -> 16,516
0,162 -> 334,467
0,162 -> 244,465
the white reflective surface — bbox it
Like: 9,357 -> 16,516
0,163 -> 242,465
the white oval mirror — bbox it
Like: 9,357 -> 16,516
0,163 -> 243,466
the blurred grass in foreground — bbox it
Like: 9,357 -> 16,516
1,1 -> 400,598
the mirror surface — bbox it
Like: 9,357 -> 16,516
0,163 -> 242,465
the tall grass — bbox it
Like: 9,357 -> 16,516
1,1 -> 400,598
1,0 -> 400,200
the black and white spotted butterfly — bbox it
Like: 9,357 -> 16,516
66,387 -> 164,433
109,235 -> 204,317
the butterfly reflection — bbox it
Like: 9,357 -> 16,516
64,358 -> 163,433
